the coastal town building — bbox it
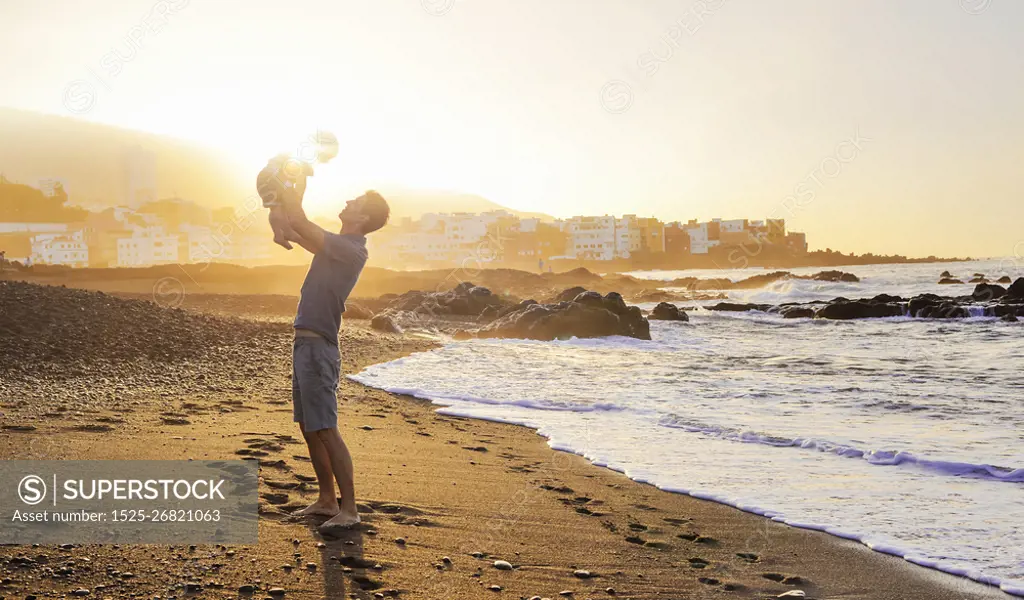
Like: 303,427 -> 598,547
664,222 -> 691,255
637,217 -> 666,253
29,230 -> 89,267
3,178 -> 812,268
562,215 -> 619,260
116,227 -> 180,267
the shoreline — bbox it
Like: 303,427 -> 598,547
0,284 -> 1016,599
352,370 -> 1023,599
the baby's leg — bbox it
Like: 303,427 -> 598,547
268,206 -> 294,250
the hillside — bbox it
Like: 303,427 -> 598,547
0,107 -> 551,221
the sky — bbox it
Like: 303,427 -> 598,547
1,0 -> 1022,257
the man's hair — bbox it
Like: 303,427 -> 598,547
361,190 -> 390,234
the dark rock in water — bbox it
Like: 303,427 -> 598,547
815,300 -> 903,320
708,302 -> 772,312
554,286 -> 589,303
972,273 -> 985,278
918,302 -> 969,319
940,270 -> 952,278
650,302 -> 689,321
997,276 -> 1012,284
633,289 -> 676,303
385,282 -> 513,318
497,299 -> 538,319
871,294 -> 904,304
478,291 -> 650,341
1008,278 -> 1024,299
938,277 -> 964,284
780,306 -> 815,319
811,270 -> 860,283
1002,314 -> 1019,322
370,313 -> 402,334
972,283 -> 1006,301
733,271 -> 792,289
992,304 -> 1024,317
908,294 -> 942,317
968,276 -> 988,284
344,302 -> 374,320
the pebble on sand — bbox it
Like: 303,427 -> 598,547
493,560 -> 514,570
776,591 -> 806,598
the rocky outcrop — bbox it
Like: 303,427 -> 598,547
370,313 -> 402,334
478,291 -> 650,341
814,299 -> 903,320
633,289 -> 676,303
649,302 -> 689,321
972,283 -> 1006,301
908,294 -> 943,317
693,286 -> 1024,321
344,302 -> 374,320
811,270 -> 860,283
552,286 -> 589,303
779,306 -> 815,319
708,302 -> 773,312
917,302 -> 969,319
997,276 -> 1012,284
938,277 -> 964,284
1008,278 -> 1024,299
384,282 -> 515,318
871,294 -> 904,304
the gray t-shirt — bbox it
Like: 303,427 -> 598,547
294,233 -> 368,345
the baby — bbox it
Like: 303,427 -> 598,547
257,131 -> 339,249
257,153 -> 314,249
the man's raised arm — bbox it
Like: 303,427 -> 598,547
282,187 -> 326,254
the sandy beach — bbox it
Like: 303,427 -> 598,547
0,280 -> 1011,600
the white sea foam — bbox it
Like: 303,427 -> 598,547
351,259 -> 1024,596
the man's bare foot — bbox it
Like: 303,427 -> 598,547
295,501 -> 340,517
318,510 -> 361,535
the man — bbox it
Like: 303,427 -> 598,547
280,186 -> 390,533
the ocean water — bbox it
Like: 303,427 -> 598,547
351,259 -> 1024,596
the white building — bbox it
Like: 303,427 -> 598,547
377,210 -> 515,264
720,218 -> 747,234
174,224 -> 273,265
615,215 -> 642,259
562,216 -> 618,260
685,222 -> 721,255
30,231 -> 89,267
116,227 -> 179,267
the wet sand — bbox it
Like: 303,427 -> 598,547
0,289 -> 1009,599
